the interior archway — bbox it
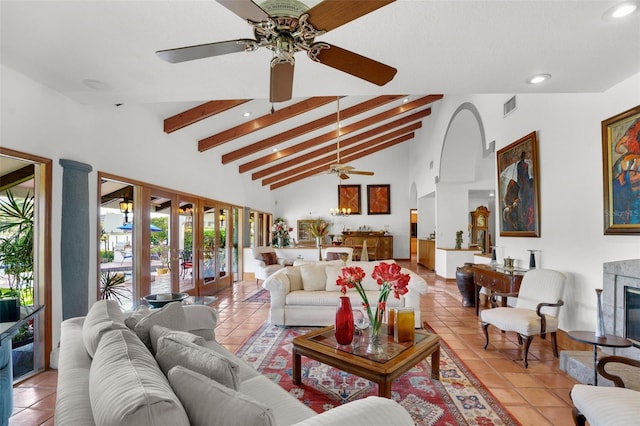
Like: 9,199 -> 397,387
436,103 -> 495,249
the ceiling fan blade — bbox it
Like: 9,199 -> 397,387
339,173 -> 350,180
309,43 -> 397,86
156,40 -> 251,63
270,61 -> 294,103
216,0 -> 270,22
306,0 -> 395,32
349,170 -> 375,176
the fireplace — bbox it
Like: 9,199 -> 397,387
561,259 -> 640,384
626,287 -> 640,347
601,259 -> 640,360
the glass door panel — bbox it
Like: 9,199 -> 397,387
149,190 -> 172,296
178,200 -> 195,293
99,179 -> 135,310
201,204 -> 217,289
218,207 -> 229,280
231,206 -> 240,282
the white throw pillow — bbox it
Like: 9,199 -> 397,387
149,324 -> 205,355
82,299 -> 128,358
124,304 -> 151,330
90,329 -> 189,426
155,334 -> 239,390
300,264 -> 327,291
325,265 -> 343,292
285,267 -> 303,291
135,302 -> 187,350
168,365 -> 276,426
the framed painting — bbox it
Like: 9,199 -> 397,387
496,131 -> 540,237
338,184 -> 361,215
297,219 -> 318,246
367,184 -> 391,215
602,105 -> 640,234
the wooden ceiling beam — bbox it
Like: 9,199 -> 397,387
261,126 -> 420,186
239,104 -> 433,173
254,121 -> 422,182
198,96 -> 336,152
0,164 -> 34,192
164,99 -> 251,133
269,133 -> 415,190
100,185 -> 133,205
221,95 -> 405,164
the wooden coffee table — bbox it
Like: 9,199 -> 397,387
292,326 -> 441,398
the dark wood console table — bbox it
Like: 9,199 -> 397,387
472,264 -> 526,315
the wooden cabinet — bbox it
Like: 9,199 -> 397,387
471,264 -> 525,315
417,239 -> 435,270
342,232 -> 393,260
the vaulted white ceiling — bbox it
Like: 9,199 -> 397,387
2,1 -> 639,188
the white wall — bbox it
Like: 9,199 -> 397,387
410,73 -> 640,331
1,65 -> 276,345
272,142 -> 414,258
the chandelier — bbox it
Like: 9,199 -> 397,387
330,207 -> 351,217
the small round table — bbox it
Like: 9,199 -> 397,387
567,331 -> 632,385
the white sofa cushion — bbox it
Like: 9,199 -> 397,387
156,334 -> 239,390
324,265 -> 342,291
124,304 -> 151,330
300,264 -> 327,291
149,324 -> 205,355
168,365 -> 277,426
135,301 -> 187,350
90,329 -> 189,426
239,375 -> 316,425
82,299 -> 128,358
183,304 -> 218,340
571,384 -> 640,426
286,290 -> 402,309
285,267 -> 303,291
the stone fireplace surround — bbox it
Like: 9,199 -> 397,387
560,259 -> 640,385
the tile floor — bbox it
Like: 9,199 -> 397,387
10,258 -> 580,425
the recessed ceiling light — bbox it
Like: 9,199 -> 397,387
242,111 -> 252,117
527,74 -> 552,84
403,98 -> 409,103
272,148 -> 278,152
603,1 -> 638,19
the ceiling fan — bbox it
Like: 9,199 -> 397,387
327,96 -> 374,180
156,0 -> 397,102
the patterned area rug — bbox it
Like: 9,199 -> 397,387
236,323 -> 519,426
243,288 -> 270,303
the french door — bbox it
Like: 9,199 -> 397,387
199,201 -> 232,294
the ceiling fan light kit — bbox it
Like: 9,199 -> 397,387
156,0 -> 397,102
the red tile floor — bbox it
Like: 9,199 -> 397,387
11,257 -> 580,425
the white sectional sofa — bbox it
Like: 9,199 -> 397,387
262,260 -> 428,328
54,300 -> 414,426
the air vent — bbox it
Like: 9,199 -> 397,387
504,96 -> 517,116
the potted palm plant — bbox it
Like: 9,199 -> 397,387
0,191 -> 34,343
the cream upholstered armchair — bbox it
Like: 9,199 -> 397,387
480,268 -> 566,368
571,356 -> 640,426
323,246 -> 354,262
252,247 -> 286,284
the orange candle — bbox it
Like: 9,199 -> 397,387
394,308 -> 415,343
388,308 -> 396,336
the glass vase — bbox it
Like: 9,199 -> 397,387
335,297 -> 354,345
366,324 -> 384,355
595,288 -> 605,337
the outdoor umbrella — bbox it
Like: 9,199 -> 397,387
117,223 -> 162,232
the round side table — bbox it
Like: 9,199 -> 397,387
567,331 -> 632,385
